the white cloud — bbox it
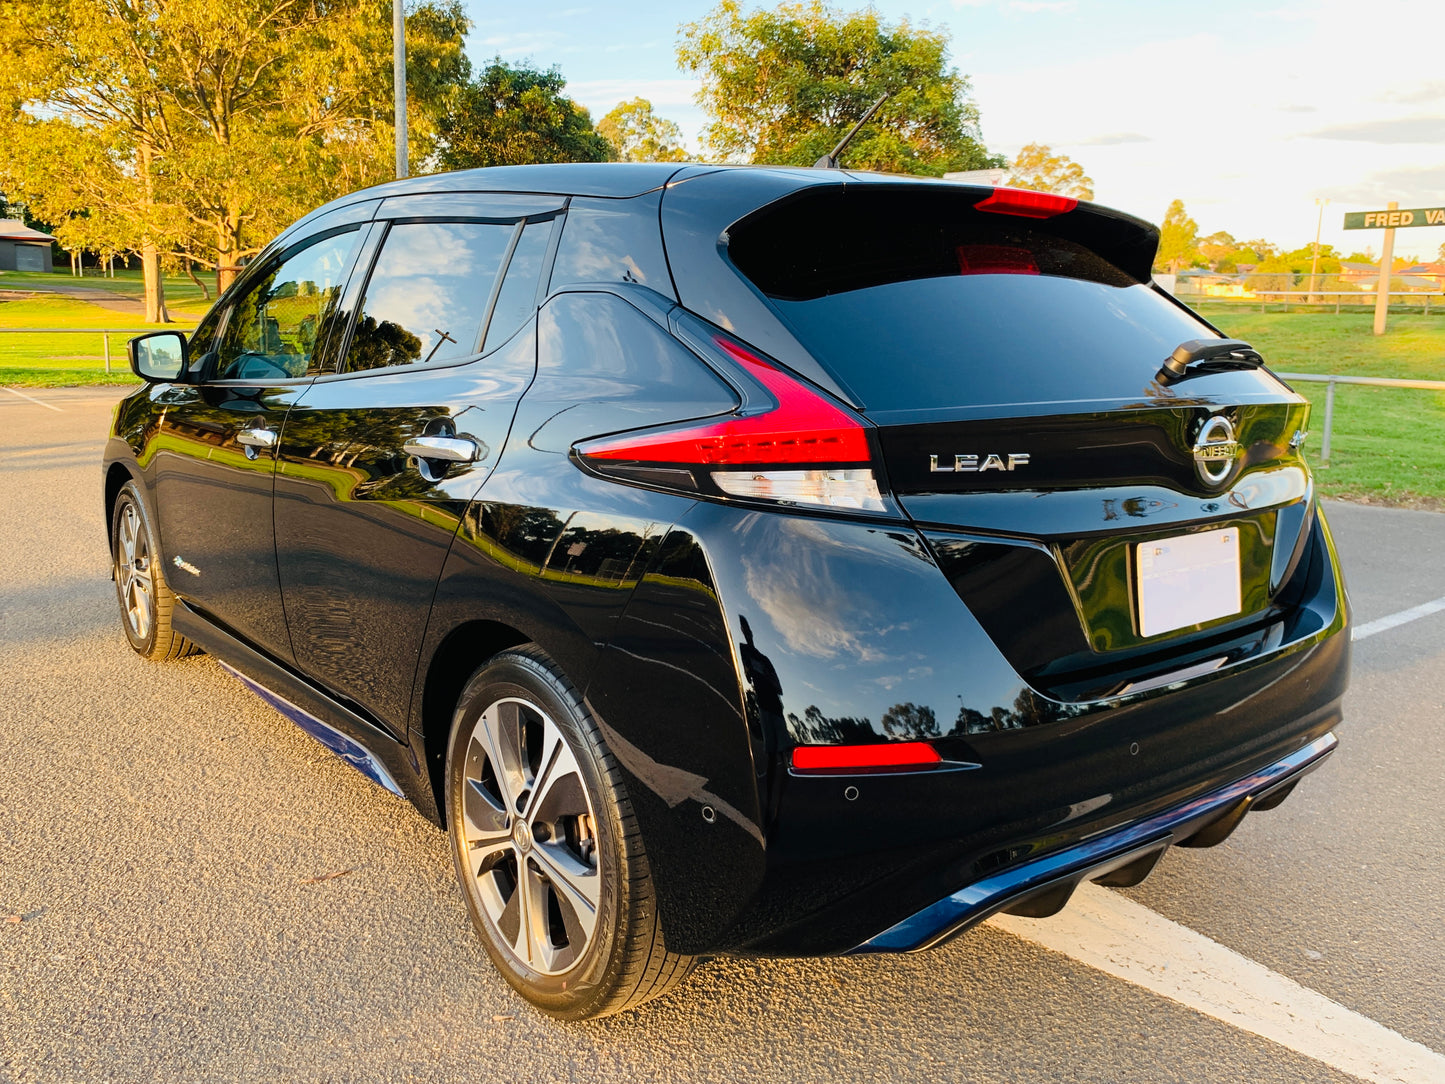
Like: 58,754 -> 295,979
475,31 -> 566,57
1303,117 -> 1445,144
1377,80 -> 1445,105
1077,132 -> 1152,146
1328,165 -> 1445,206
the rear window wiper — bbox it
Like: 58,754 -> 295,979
1158,338 -> 1264,385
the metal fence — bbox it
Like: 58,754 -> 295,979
1183,291 -> 1442,315
0,326 -> 193,374
1275,371 -> 1445,465
1176,270 -> 1444,314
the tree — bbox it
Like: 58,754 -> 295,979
598,98 -> 690,162
1198,230 -> 1236,269
1,0 -> 189,319
1006,143 -> 1093,200
1241,239 -> 1278,262
1249,245 -> 1345,297
436,60 -> 612,169
0,0 -> 471,318
1154,199 -> 1200,275
677,0 -> 1003,175
881,702 -> 939,741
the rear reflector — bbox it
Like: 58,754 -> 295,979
791,742 -> 943,773
578,337 -> 871,466
974,188 -> 1078,219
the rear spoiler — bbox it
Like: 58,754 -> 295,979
729,182 -> 1161,292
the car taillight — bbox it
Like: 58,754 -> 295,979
575,336 -> 887,512
791,742 -> 943,774
974,187 -> 1078,219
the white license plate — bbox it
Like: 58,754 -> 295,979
1136,527 -> 1242,637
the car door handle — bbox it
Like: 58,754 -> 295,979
403,436 -> 482,463
236,427 -> 277,449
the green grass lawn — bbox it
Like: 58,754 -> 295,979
1203,311 -> 1445,508
0,266 -> 218,311
0,295 -> 198,386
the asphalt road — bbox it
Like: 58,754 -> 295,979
2,386 -> 1441,1084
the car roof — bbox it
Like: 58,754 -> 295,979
334,162 -> 697,204
289,162 -> 1065,226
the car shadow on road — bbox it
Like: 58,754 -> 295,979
1,573 -> 123,647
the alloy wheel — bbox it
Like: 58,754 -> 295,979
115,499 -> 154,642
459,696 -> 602,976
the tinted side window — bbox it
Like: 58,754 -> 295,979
483,218 -> 555,353
215,229 -> 361,381
345,221 -> 513,372
187,300 -> 227,359
548,193 -> 673,297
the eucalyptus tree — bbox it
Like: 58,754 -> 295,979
598,98 -> 690,163
1006,143 -> 1094,201
677,0 -> 1003,174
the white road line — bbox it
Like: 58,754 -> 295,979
1,386 -> 63,412
988,882 -> 1445,1084
1352,597 -> 1445,641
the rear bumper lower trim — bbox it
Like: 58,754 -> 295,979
848,731 -> 1337,954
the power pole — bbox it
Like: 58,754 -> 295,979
1309,198 -> 1328,304
393,0 -> 408,180
1374,201 -> 1397,336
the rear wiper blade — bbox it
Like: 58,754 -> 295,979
1157,338 -> 1264,385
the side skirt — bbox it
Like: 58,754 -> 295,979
220,662 -> 404,798
172,600 -> 436,815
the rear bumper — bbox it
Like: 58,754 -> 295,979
586,498 -> 1349,957
850,731 -> 1337,954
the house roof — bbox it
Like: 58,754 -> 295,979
0,219 -> 56,243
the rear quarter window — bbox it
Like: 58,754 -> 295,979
549,193 -> 674,297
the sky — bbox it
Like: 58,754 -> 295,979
458,0 -> 1445,261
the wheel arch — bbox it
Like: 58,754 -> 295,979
103,461 -> 140,548
416,618 -> 532,827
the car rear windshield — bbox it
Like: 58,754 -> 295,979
726,186 -> 1233,413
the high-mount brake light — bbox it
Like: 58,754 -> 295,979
956,244 -> 1040,276
974,187 -> 1078,219
580,338 -> 870,466
575,336 -> 886,513
791,742 -> 943,774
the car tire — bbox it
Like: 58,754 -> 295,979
445,646 -> 695,1019
111,480 -> 198,661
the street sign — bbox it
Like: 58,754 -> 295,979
1343,207 -> 1445,229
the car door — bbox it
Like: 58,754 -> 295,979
272,203 -> 560,734
149,221 -> 371,664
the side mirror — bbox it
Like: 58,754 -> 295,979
128,331 -> 190,382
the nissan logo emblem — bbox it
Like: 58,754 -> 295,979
1192,415 -> 1241,486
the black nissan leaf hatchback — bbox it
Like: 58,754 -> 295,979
107,163 -> 1350,1019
